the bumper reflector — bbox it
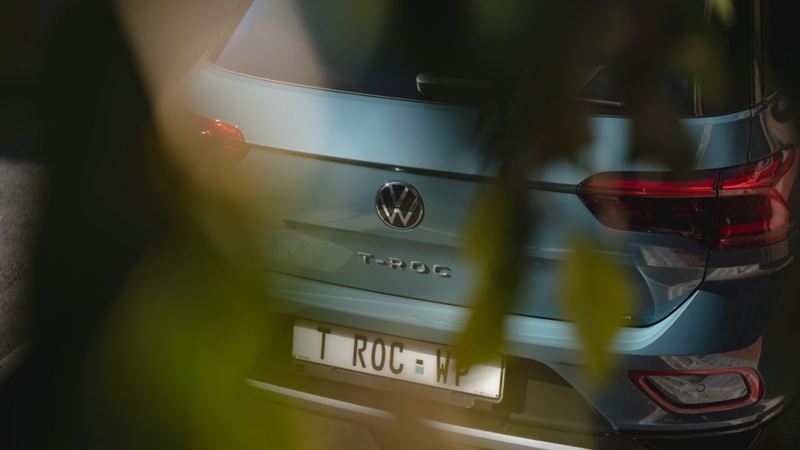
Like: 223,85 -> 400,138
628,367 -> 762,414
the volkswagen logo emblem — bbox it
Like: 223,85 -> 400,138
375,181 -> 424,230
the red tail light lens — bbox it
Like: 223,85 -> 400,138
629,368 -> 762,414
188,115 -> 249,165
577,150 -> 798,249
576,171 -> 718,245
717,150 -> 797,248
196,116 -> 245,144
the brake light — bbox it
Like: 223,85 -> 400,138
717,151 -> 796,248
196,116 -> 245,144
188,115 -> 249,165
577,150 -> 798,249
629,368 -> 762,414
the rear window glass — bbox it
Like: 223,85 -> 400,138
212,0 -> 751,115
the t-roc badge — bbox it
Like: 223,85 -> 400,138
375,181 -> 424,230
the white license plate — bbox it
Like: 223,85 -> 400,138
291,319 -> 504,399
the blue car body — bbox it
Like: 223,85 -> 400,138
183,1 -> 800,448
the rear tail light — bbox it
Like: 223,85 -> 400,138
188,115 -> 249,165
196,116 -> 245,145
717,151 -> 797,248
629,368 -> 762,414
577,149 -> 798,249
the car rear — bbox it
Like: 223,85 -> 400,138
182,1 -> 800,448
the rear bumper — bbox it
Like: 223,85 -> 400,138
264,267 -> 796,439
248,379 -> 591,450
247,378 -> 775,450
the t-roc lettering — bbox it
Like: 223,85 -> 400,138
357,252 -> 451,278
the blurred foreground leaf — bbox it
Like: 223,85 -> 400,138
710,0 -> 735,27
561,237 -> 632,384
81,184 -> 304,450
456,185 -> 526,367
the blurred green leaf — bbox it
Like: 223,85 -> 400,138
303,0 -> 389,70
468,0 -> 532,40
561,236 -> 632,385
629,101 -> 697,173
669,32 -> 728,106
711,0 -> 735,27
82,190 -> 306,450
456,185 -> 526,368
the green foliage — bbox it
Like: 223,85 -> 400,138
561,237 -> 633,384
711,0 -> 736,26
302,0 -> 389,71
5,1 -> 748,448
457,185 -> 526,367
467,0 -> 534,41
457,0 -> 733,388
82,188 -> 305,450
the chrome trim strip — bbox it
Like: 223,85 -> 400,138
246,379 -> 590,450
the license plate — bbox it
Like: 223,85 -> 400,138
291,319 -> 504,399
